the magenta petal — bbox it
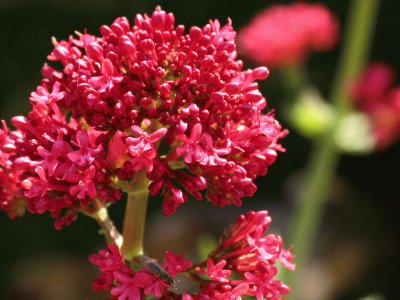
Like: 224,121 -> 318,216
89,76 -> 108,91
102,58 -> 114,77
148,127 -> 167,142
35,166 -> 47,181
189,123 -> 202,141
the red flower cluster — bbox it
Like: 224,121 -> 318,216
89,244 -> 191,299
238,3 -> 339,68
186,210 -> 294,300
351,63 -> 400,149
90,211 -> 295,300
0,111 -> 122,228
0,7 -> 286,225
0,121 -> 25,218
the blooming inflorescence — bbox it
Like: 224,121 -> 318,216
89,244 -> 192,299
90,210 -> 295,300
0,7 -> 286,227
0,6 -> 296,299
351,63 -> 400,149
238,2 -> 339,68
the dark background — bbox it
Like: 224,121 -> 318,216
0,0 -> 399,299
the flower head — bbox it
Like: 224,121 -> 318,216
90,210 -> 294,300
1,7 -> 286,224
185,211 -> 294,300
238,3 -> 339,68
90,244 -> 191,299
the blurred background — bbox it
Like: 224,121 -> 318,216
0,0 -> 399,299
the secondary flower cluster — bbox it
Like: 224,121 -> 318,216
0,7 -> 286,226
351,63 -> 400,150
238,2 -> 339,68
90,244 -> 191,299
90,210 -> 295,300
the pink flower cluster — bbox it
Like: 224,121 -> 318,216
0,110 -> 122,228
0,7 -> 286,225
0,121 -> 25,218
351,63 -> 400,149
187,210 -> 294,300
90,211 -> 295,300
238,3 -> 339,68
89,244 -> 191,299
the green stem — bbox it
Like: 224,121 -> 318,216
121,169 -> 150,260
280,65 -> 308,97
81,200 -> 123,247
94,206 -> 123,248
279,66 -> 309,120
283,135 -> 339,297
330,0 -> 380,113
282,0 -> 380,298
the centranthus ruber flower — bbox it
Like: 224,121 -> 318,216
89,244 -> 192,299
187,210 -> 295,300
1,6 -> 287,225
89,210 -> 295,299
351,63 -> 400,150
238,3 -> 339,68
0,121 -> 26,218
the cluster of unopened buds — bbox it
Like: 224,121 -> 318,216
0,6 -> 287,225
0,6 -> 294,300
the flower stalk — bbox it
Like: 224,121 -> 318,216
94,206 -> 123,248
282,0 -> 380,297
121,169 -> 150,260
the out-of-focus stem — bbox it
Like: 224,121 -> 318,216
121,169 -> 150,260
330,0 -> 380,113
280,65 -> 308,97
282,0 -> 380,298
280,66 -> 309,114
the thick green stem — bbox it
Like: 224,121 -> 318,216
121,169 -> 150,260
282,1 -> 380,298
